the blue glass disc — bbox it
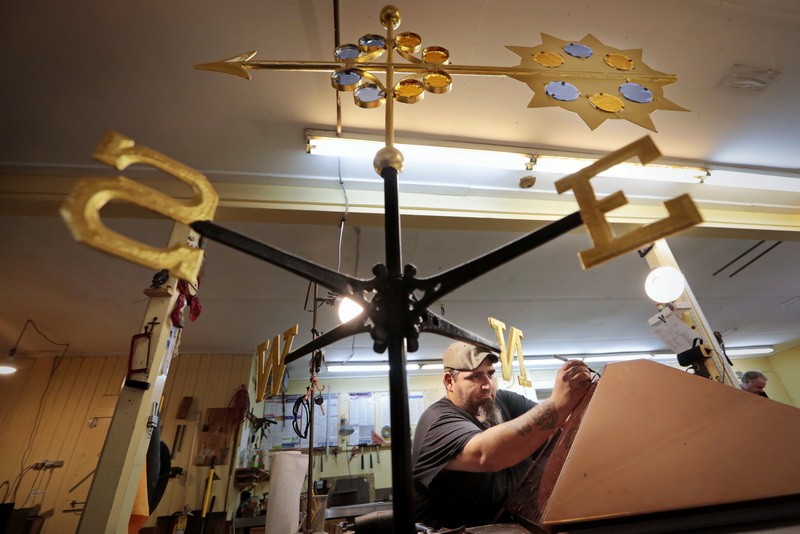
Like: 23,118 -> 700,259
354,84 -> 384,102
332,70 -> 362,86
359,34 -> 385,49
564,43 -> 593,59
334,44 -> 361,60
619,82 -> 653,103
545,81 -> 580,101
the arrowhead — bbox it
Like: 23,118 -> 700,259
194,51 -> 257,79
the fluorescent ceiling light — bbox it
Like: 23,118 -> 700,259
305,130 -> 799,192
307,131 -> 532,170
307,130 -> 709,182
327,364 -> 388,373
512,358 -> 564,367
704,169 -> 800,193
326,347 -> 770,375
0,364 -> 16,375
533,156 -> 708,183
651,353 -> 677,361
583,354 -> 652,363
725,346 -> 774,356
327,363 -> 419,373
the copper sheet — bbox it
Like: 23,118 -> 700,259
507,360 -> 800,529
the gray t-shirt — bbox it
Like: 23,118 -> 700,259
411,389 -> 537,528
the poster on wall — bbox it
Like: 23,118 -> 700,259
300,393 -> 339,449
348,392 -> 375,445
263,393 -> 340,449
262,396 -> 289,450
380,391 -> 425,428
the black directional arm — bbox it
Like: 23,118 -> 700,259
415,308 -> 500,353
284,318 -> 372,364
191,220 -> 371,297
410,211 -> 584,313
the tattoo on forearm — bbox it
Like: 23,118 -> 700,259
511,400 -> 558,435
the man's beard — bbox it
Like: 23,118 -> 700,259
476,398 -> 503,427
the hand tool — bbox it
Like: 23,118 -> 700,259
552,354 -> 597,375
198,456 -> 219,534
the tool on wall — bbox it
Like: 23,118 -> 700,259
170,425 -> 184,459
125,317 -> 160,390
198,456 -> 219,534
221,384 -> 252,510
170,411 -> 200,534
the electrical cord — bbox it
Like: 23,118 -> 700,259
5,465 -> 34,505
343,226 -> 361,364
19,467 -> 46,508
13,320 -> 70,477
336,157 -> 350,274
227,384 -> 250,425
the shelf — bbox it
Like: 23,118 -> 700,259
234,468 -> 270,489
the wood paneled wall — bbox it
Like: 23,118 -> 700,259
0,352 -> 254,533
0,355 -> 127,534
146,353 -> 253,528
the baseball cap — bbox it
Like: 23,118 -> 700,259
443,342 -> 499,371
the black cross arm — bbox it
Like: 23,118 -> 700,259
415,308 -> 500,354
190,220 -> 372,296
284,317 -> 372,365
410,211 -> 584,312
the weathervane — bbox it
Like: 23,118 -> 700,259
62,6 -> 701,533
196,5 -> 686,139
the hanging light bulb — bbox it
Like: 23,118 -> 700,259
0,349 -> 17,375
645,266 -> 685,303
338,297 -> 364,323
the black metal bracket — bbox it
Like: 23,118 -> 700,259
191,210 -> 583,361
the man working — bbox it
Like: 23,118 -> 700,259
740,370 -> 769,398
412,342 -> 592,528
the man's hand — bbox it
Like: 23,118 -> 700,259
551,359 -> 593,417
446,360 -> 593,473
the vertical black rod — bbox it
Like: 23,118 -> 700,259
381,165 -> 415,534
304,285 -> 318,533
333,0 -> 342,137
383,166 -> 402,274
388,335 -> 413,534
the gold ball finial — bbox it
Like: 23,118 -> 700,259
373,146 -> 405,175
380,5 -> 402,30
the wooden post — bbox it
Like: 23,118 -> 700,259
77,223 -> 197,534
645,239 -> 738,386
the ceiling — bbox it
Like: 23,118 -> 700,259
1,0 -> 798,378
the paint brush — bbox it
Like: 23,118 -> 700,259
552,355 -> 598,375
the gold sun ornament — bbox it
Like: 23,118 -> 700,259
507,33 -> 688,131
195,11 -> 687,138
